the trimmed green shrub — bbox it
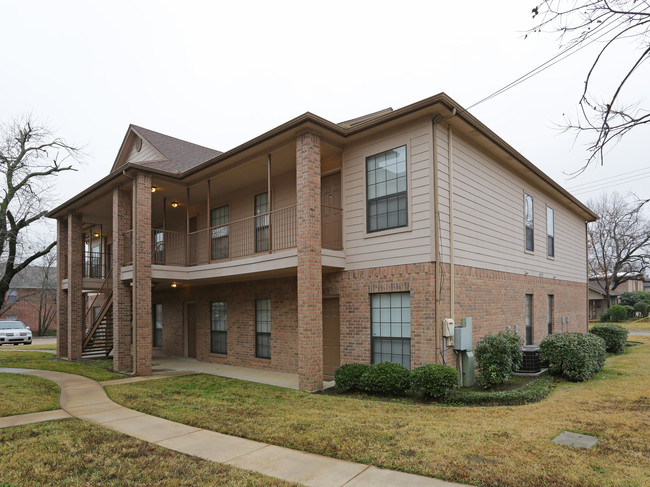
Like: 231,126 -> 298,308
633,301 -> 648,317
410,364 -> 459,399
607,304 -> 628,322
359,361 -> 410,395
625,305 -> 635,318
446,375 -> 555,406
540,333 -> 606,381
474,331 -> 523,389
334,363 -> 370,391
589,323 -> 629,354
599,312 -> 610,322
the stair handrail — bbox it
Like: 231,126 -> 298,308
83,267 -> 113,349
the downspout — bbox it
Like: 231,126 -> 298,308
122,169 -> 137,374
432,119 -> 441,363
448,123 -> 455,323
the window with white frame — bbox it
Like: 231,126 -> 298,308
6,290 -> 17,303
210,205 -> 230,260
370,292 -> 411,368
547,207 -> 554,257
367,146 -> 408,233
524,193 -> 534,252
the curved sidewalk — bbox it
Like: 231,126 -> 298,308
0,368 -> 465,487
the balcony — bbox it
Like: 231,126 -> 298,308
125,204 -> 342,268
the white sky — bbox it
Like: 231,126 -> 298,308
2,0 -> 648,219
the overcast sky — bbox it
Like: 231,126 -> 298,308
2,0 -> 648,218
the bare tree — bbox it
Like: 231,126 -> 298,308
29,254 -> 57,336
0,116 -> 78,311
588,192 -> 650,302
530,1 -> 650,172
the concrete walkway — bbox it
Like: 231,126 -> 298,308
629,330 -> 650,336
0,368 -> 465,487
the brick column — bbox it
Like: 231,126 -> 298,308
296,132 -> 323,391
132,172 -> 152,376
56,217 -> 68,358
112,187 -> 133,372
67,213 -> 84,360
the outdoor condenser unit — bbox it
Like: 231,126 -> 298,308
518,345 -> 542,373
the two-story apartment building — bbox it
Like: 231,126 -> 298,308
48,93 -> 597,390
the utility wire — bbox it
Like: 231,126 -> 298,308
566,166 -> 650,190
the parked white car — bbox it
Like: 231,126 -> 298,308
0,321 -> 32,345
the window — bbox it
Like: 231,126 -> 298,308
547,207 -> 554,257
547,295 -> 554,335
255,299 -> 271,359
367,145 -> 408,233
254,192 -> 269,252
525,294 -> 533,345
370,292 -> 411,369
524,193 -> 534,252
152,229 -> 165,263
210,301 -> 227,354
6,290 -> 17,303
153,304 -> 162,348
210,205 -> 230,260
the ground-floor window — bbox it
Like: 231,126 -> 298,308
210,301 -> 227,354
525,294 -> 533,345
255,298 -> 271,359
153,304 -> 162,348
370,292 -> 411,369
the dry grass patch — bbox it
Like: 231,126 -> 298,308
0,419 -> 298,487
0,351 -> 125,381
0,373 -> 60,417
108,338 -> 650,487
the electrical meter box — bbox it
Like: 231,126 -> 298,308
443,318 -> 455,337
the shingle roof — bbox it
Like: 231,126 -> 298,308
588,279 -> 622,296
130,125 -> 222,174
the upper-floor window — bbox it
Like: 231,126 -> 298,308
524,193 -> 534,252
547,207 -> 554,257
210,205 -> 230,260
367,146 -> 407,233
255,192 -> 269,252
6,290 -> 17,303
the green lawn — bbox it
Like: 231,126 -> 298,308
0,343 -> 58,351
0,351 -> 125,381
0,373 -> 60,417
107,337 -> 650,487
0,419 -> 298,487
590,320 -> 650,331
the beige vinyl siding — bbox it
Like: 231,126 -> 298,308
446,130 -> 587,282
127,139 -> 164,163
342,119 -> 433,270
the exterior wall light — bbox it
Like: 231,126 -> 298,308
170,282 -> 178,288
92,232 -> 100,238
171,201 -> 180,208
151,186 -> 158,193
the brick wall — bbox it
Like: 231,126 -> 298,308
296,132 -> 323,390
153,276 -> 298,373
57,217 -> 68,357
112,187 -> 133,372
1,288 -> 56,333
67,213 -> 83,360
133,173 -> 152,375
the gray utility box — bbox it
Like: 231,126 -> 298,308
454,326 -> 472,351
460,351 -> 475,387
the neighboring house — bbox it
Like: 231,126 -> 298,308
47,93 -> 597,390
1,265 -> 57,334
588,282 -> 619,321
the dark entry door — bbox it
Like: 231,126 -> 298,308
187,303 -> 196,358
323,298 -> 340,378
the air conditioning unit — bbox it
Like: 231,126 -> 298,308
518,345 -> 541,373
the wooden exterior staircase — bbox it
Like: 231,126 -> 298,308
82,269 -> 114,358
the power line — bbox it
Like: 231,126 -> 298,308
573,173 -> 650,196
567,167 -> 650,190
